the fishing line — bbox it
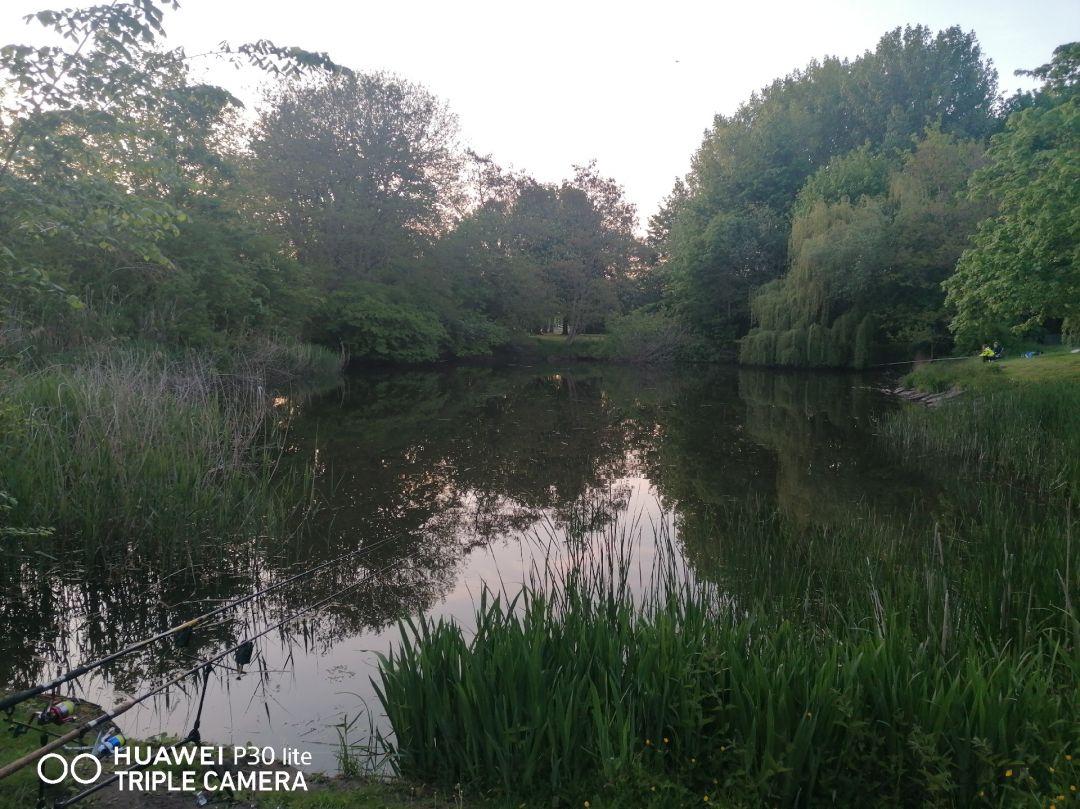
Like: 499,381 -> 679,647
0,553 -> 407,780
869,354 -> 974,368
0,534 -> 403,713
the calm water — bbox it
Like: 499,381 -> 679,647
1,364 -> 934,771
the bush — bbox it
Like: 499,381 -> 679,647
605,309 -> 688,364
316,287 -> 447,364
440,311 -> 509,358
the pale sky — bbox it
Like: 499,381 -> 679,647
3,0 -> 1078,227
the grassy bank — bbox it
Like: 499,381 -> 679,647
901,347 -> 1080,392
891,350 -> 1080,499
372,364 -> 1080,807
518,334 -> 611,362
0,341 -> 343,564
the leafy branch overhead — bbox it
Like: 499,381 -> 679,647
0,0 -> 344,315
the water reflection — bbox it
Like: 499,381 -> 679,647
2,364 -> 929,770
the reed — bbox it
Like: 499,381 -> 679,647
375,514 -> 1078,808
363,359 -> 1080,806
881,378 -> 1080,500
0,347 -> 314,568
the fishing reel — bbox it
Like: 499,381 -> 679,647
6,697 -> 82,737
37,699 -> 78,726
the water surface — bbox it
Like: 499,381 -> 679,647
3,364 -> 936,770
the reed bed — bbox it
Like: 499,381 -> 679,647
375,511 -> 1079,808
0,347 -> 316,568
370,366 -> 1080,808
881,378 -> 1080,500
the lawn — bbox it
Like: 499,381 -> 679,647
994,347 -> 1080,383
903,345 -> 1080,392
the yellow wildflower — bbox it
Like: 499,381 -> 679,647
703,796 -> 709,803
1005,769 -> 1013,777
584,802 -> 590,808
645,739 -> 652,746
663,737 -> 669,744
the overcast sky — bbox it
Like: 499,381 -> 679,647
3,0 -> 1078,226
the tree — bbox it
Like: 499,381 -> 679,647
663,25 -> 1000,353
433,155 -> 553,335
740,131 -> 989,367
0,0 -> 340,332
249,72 -> 462,287
945,43 -> 1080,346
506,164 -> 639,340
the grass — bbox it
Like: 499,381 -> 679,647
520,334 -> 610,362
891,360 -> 1080,501
261,777 -> 516,809
373,514 -> 1079,808
0,345 -> 333,569
902,346 -> 1080,392
993,348 -> 1080,383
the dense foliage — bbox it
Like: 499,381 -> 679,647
944,43 -> 1080,348
0,2 -> 646,364
740,131 -> 990,367
661,29 -> 1079,365
661,25 -> 1000,359
1,3 -> 1074,367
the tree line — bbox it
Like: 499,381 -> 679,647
0,1 -> 646,363
660,28 -> 1079,366
1,2 -> 1075,366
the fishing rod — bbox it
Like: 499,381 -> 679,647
0,553 -> 405,780
0,534 -> 403,714
869,354 -> 973,369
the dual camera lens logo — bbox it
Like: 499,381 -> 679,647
37,752 -> 104,785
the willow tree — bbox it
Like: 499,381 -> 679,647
741,131 -> 989,368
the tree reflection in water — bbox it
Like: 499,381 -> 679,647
3,364 -> 940,764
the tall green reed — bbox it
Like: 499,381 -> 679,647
375,510 -> 1079,808
882,377 -> 1080,500
0,347 -> 317,569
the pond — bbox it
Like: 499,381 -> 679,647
2,363 -> 942,772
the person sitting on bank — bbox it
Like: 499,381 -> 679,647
980,344 -> 995,362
